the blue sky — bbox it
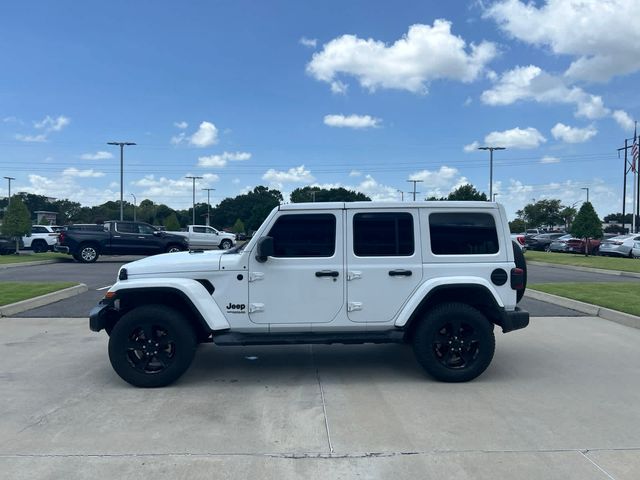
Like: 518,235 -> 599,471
1,0 -> 638,219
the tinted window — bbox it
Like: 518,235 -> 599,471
192,226 -> 206,233
138,224 -> 155,235
116,223 -> 137,234
430,213 -> 499,255
268,214 -> 336,257
353,212 -> 414,256
32,226 -> 47,233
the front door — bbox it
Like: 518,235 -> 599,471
248,211 -> 344,325
346,209 -> 422,323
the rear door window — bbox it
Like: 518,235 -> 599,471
429,212 -> 499,255
352,212 -> 414,256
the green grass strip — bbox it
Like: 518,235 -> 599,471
0,282 -> 78,306
525,250 -> 640,274
0,253 -> 70,265
529,283 -> 640,317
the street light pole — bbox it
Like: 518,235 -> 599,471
130,193 -> 137,221
397,190 -> 404,201
581,187 -> 589,203
202,188 -> 215,226
185,176 -> 203,225
107,141 -> 136,221
478,146 -> 506,201
3,176 -> 15,206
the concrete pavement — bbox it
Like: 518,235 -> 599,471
1,316 -> 639,479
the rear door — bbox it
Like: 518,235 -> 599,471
346,209 -> 422,323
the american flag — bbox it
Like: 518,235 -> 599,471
633,123 -> 639,174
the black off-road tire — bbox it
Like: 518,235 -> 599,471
219,239 -> 233,250
512,240 -> 527,303
413,303 -> 495,383
78,243 -> 99,263
108,305 -> 197,388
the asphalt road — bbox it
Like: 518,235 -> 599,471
3,255 -> 632,318
1,315 -> 639,479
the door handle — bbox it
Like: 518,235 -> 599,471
315,270 -> 339,278
389,269 -> 412,277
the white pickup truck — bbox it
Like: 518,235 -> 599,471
169,225 -> 236,250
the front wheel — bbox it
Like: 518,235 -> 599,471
413,303 -> 495,383
108,305 -> 196,388
219,239 -> 233,250
166,245 -> 183,253
32,240 -> 48,253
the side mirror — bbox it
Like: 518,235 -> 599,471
256,236 -> 274,263
153,230 -> 164,237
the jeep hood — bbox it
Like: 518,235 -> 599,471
123,250 -> 225,276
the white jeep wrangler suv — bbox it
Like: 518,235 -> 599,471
90,201 -> 528,387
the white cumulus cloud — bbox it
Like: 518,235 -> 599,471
480,65 -> 609,119
612,110 -> 635,132
299,37 -> 317,48
540,156 -> 560,164
34,115 -> 70,132
484,127 -> 546,149
198,151 -> 252,168
324,114 -> 381,129
189,121 -> 219,147
263,165 -> 315,184
485,0 -> 640,82
551,123 -> 597,143
307,20 -> 497,94
15,134 -> 47,143
62,168 -> 105,178
80,151 -> 113,160
174,121 -> 188,129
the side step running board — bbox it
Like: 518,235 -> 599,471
213,330 -> 405,346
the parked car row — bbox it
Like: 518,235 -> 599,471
54,221 -> 237,263
522,231 -> 640,256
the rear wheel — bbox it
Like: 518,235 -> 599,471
413,303 -> 495,382
108,305 -> 197,388
166,245 -> 183,253
78,244 -> 99,263
32,240 -> 48,253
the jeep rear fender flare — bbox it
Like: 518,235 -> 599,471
108,278 -> 230,331
394,277 -> 503,328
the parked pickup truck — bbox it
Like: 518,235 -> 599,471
168,225 -> 236,250
56,220 -> 189,263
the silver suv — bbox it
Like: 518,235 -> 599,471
90,201 -> 529,387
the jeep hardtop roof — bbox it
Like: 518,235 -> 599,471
278,201 -> 501,211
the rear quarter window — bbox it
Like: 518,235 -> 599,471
429,212 -> 499,255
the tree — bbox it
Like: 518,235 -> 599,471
509,219 -> 526,233
163,213 -> 181,231
517,199 -> 563,228
604,212 -> 633,224
290,186 -> 370,203
53,199 -> 82,224
571,202 -> 602,256
210,186 -> 283,232
447,184 -> 488,201
231,218 -> 245,234
559,206 -> 577,231
1,197 -> 32,253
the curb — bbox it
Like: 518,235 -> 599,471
525,289 -> 640,329
527,260 -> 640,279
0,259 -> 68,270
0,283 -> 88,317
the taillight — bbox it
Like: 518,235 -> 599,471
511,268 -> 524,290
517,235 -> 525,246
58,232 -> 65,243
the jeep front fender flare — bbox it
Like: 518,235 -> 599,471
107,278 -> 230,331
394,277 -> 504,328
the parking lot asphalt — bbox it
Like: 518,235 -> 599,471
1,315 -> 639,479
2,256 -> 620,318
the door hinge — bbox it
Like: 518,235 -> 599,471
347,302 -> 363,312
249,303 -> 265,313
249,272 -> 264,282
347,271 -> 362,281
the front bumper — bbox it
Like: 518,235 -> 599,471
89,301 -> 118,332
499,307 -> 529,333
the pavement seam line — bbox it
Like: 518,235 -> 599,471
310,345 -> 334,454
579,450 -> 618,480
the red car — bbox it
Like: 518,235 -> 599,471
566,237 -> 601,254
